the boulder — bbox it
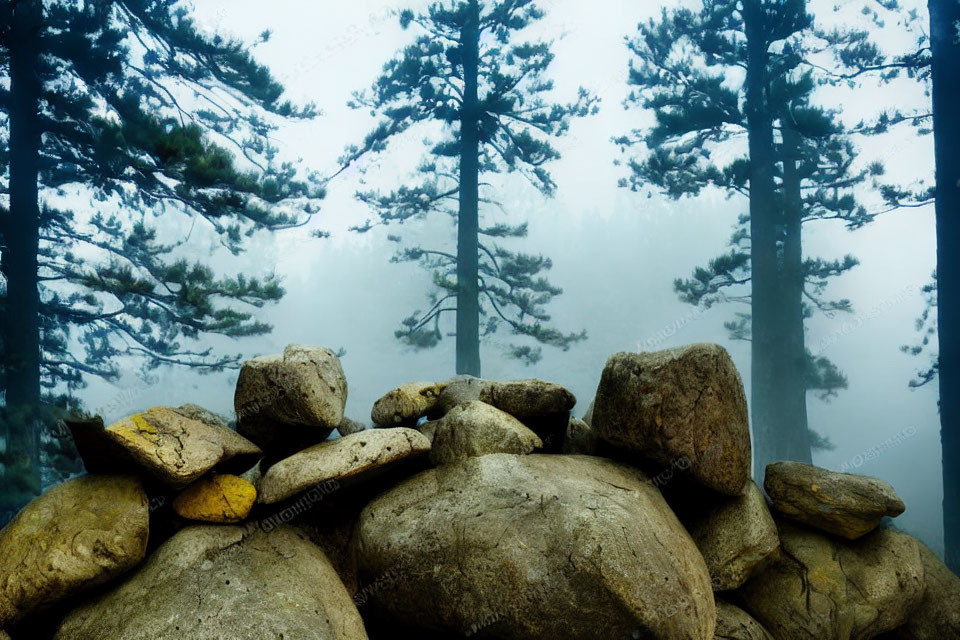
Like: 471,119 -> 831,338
478,379 -> 576,417
684,480 -> 779,591
337,416 -> 367,437
72,406 -> 262,489
258,428 -> 431,504
0,475 -> 149,627
371,382 -> 447,427
562,417 -> 601,455
714,601 -> 775,640
355,454 -> 716,639
172,474 -> 257,524
764,461 -> 905,539
234,344 -> 347,451
172,403 -> 230,429
54,524 -> 367,640
740,521 -> 924,640
592,344 -> 751,496
883,540 -> 960,639
428,401 -> 542,465
434,375 -> 486,416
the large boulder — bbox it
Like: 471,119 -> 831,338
371,382 -> 447,427
54,524 -> 367,640
428,401 -> 542,465
0,475 -> 149,627
592,344 -> 750,496
234,344 -> 348,451
685,480 -> 778,591
714,601 -> 775,640
739,521 -> 924,640
883,540 -> 960,639
258,428 -> 431,505
764,461 -> 906,539
355,454 -> 716,639
478,379 -> 576,417
172,474 -> 257,524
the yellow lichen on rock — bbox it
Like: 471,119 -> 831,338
173,474 -> 257,524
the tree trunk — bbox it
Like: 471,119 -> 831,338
928,0 -> 960,572
456,0 -> 481,377
780,118 -> 813,464
743,1 -> 786,482
3,0 -> 44,501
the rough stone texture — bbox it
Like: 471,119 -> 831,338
434,376 -> 487,416
234,344 -> 347,450
336,417 -> 367,437
428,401 -> 542,465
172,403 -> 230,429
54,524 -> 368,640
0,475 -> 149,626
371,382 -> 447,427
562,417 -> 601,455
764,461 -> 906,540
882,540 -> 960,639
258,428 -> 431,504
478,379 -> 576,418
90,406 -> 262,489
172,474 -> 257,523
714,601 -> 775,640
685,480 -> 779,591
592,344 -> 751,496
355,454 -> 716,640
740,521 -> 924,640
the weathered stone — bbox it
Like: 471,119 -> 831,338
740,521 -> 924,640
0,475 -> 149,627
592,344 -> 751,496
582,398 -> 595,426
172,403 -> 230,429
91,406 -> 261,489
765,461 -> 905,539
714,601 -> 775,640
562,417 -> 601,455
172,474 -> 257,524
355,454 -> 716,639
234,344 -> 347,451
54,524 -> 367,640
371,382 -> 447,427
258,428 -> 431,504
428,401 -> 542,465
685,480 -> 779,591
434,375 -> 487,416
337,416 -> 367,437
883,540 -> 960,639
478,378 -> 576,417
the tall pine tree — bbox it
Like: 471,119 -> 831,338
345,0 -> 597,375
0,0 -> 322,518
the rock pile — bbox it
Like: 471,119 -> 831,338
0,342 -> 956,640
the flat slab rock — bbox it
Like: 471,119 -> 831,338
172,474 -> 257,524
258,428 -> 431,504
354,453 -> 716,639
69,406 -> 262,490
371,382 -> 447,427
764,461 -> 905,539
426,401 -> 542,465
0,475 -> 149,627
53,524 -> 367,640
592,343 -> 751,496
478,379 -> 576,417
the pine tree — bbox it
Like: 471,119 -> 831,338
344,0 -> 597,375
0,0 -> 323,518
617,0 -> 890,476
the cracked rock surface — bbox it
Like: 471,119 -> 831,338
354,453 -> 716,640
258,428 -> 431,504
592,344 -> 751,496
53,524 -> 367,640
764,461 -> 906,540
427,401 -> 542,464
714,601 -> 775,640
0,475 -> 148,627
740,520 -> 924,640
881,539 -> 960,639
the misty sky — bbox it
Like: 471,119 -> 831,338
78,0 -> 943,551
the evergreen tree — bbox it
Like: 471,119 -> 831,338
345,0 -> 597,375
0,0 -> 322,518
617,0 -> 890,476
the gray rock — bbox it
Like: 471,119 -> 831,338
882,540 -> 960,639
740,521 -> 924,640
592,344 -> 751,496
54,524 -> 367,640
714,601 -> 775,640
355,454 -> 716,639
478,379 -> 576,417
428,401 -> 542,465
764,461 -> 906,539
434,375 -> 486,416
562,417 -> 601,455
336,416 -> 367,437
0,475 -> 149,627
